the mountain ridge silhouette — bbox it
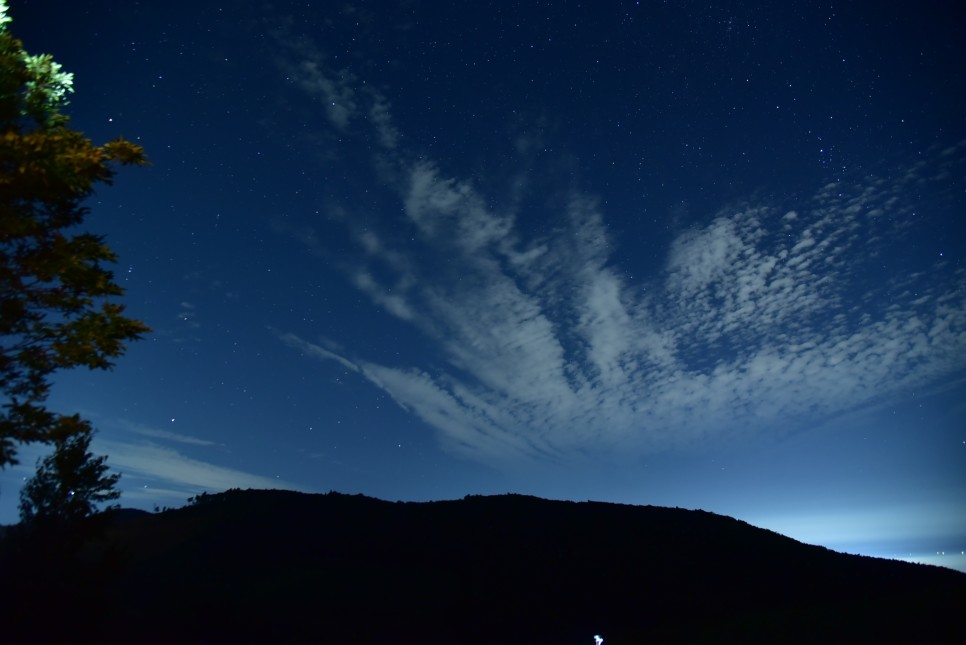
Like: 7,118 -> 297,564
2,488 -> 963,643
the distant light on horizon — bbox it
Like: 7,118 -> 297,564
895,552 -> 966,574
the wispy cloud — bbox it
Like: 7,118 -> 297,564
273,28 -> 966,465
296,59 -> 357,130
122,421 -> 217,447
99,438 -> 303,503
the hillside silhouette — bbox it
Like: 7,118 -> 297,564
2,489 -> 963,643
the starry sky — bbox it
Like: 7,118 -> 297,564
2,1 -> 965,570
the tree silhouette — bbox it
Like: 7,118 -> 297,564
18,422 -> 120,523
0,0 -> 149,469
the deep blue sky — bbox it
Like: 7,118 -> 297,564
3,1 -> 964,570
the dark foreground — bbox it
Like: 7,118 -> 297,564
2,489 -> 964,643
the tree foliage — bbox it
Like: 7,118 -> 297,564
18,422 -> 120,523
0,0 -> 149,468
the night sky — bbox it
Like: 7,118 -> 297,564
3,1 -> 964,571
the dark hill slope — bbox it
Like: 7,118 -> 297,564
2,489 -> 964,643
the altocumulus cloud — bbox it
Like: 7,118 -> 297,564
273,32 -> 966,465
